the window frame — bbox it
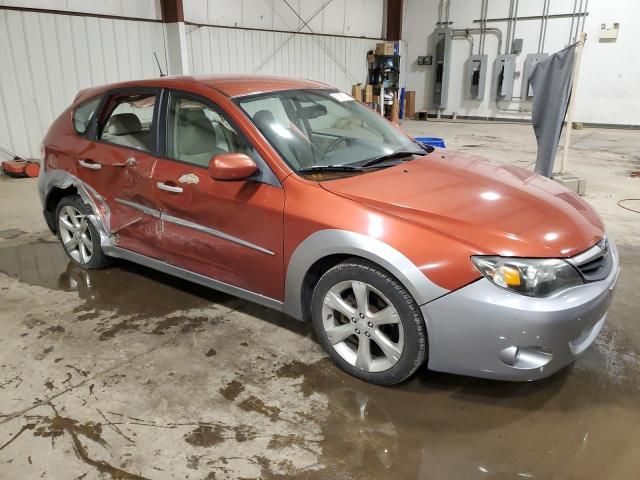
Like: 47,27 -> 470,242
92,87 -> 163,156
157,88 -> 280,187
71,95 -> 104,138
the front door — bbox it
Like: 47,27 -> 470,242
77,90 -> 161,259
153,91 -> 285,300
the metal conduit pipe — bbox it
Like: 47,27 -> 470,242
506,0 -> 514,52
453,27 -> 502,54
512,0 -> 519,49
568,0 -> 578,44
452,30 -> 474,55
541,0 -> 550,52
573,0 -> 584,43
537,0 -> 548,53
580,0 -> 589,33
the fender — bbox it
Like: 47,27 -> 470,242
39,168 -> 114,249
282,229 -> 449,320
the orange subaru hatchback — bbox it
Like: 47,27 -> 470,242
39,75 -> 619,385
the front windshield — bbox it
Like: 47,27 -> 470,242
237,89 -> 425,174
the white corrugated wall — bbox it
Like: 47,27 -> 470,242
0,10 -> 167,159
0,6 -> 381,159
186,25 -> 377,93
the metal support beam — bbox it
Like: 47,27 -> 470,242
386,0 -> 403,40
160,0 -> 188,75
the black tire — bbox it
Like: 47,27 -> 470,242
55,195 -> 110,269
311,259 -> 427,385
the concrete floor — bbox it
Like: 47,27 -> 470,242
0,121 -> 639,479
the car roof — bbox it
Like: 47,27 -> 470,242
81,74 -> 330,100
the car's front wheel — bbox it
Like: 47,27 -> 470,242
311,259 -> 427,385
55,195 -> 109,269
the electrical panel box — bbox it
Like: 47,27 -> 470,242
511,38 -> 523,54
466,54 -> 488,100
599,23 -> 619,40
432,28 -> 452,109
521,53 -> 548,99
494,54 -> 517,100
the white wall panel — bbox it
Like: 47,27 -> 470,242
186,24 -> 375,93
0,10 -> 166,158
183,0 -> 383,38
0,0 -> 161,19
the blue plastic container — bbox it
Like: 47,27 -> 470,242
414,136 -> 446,148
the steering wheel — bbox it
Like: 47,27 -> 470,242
324,136 -> 351,155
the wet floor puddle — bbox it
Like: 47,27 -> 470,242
1,241 -> 639,479
0,240 -> 230,319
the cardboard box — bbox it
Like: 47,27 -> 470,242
364,84 -> 373,103
405,90 -> 416,119
351,83 -> 363,101
375,42 -> 395,56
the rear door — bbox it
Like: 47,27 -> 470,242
152,90 -> 285,300
76,89 -> 162,258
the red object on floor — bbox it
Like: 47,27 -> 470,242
2,159 -> 40,178
24,162 -> 40,177
2,159 -> 27,176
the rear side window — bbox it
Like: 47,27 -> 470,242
72,97 -> 101,135
99,93 -> 157,152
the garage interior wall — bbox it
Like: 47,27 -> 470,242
404,0 -> 640,126
0,0 -> 384,159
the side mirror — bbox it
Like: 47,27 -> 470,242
208,153 -> 258,181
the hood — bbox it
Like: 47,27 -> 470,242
321,150 -> 604,257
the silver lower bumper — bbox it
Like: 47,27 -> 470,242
421,239 -> 620,381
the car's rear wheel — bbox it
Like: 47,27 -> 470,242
56,195 -> 109,269
311,259 -> 427,385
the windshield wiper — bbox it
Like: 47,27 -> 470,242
297,164 -> 363,174
360,150 -> 422,168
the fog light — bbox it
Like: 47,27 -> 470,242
498,346 -> 553,370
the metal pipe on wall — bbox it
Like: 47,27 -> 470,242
580,0 -> 589,34
568,0 -> 578,44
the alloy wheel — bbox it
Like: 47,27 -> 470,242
321,280 -> 404,372
58,206 -> 93,265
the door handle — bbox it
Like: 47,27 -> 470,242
156,181 -> 183,194
78,159 -> 102,170
113,157 -> 137,167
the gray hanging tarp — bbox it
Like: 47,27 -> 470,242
530,43 -> 577,178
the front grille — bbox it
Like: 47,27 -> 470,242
569,238 -> 613,282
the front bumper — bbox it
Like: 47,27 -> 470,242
421,239 -> 620,381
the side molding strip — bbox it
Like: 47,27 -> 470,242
103,245 -> 283,311
162,213 -> 275,256
114,198 -> 274,255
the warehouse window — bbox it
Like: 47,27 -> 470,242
72,97 -> 102,135
99,94 -> 157,152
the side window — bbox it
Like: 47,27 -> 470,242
167,94 -> 252,167
72,96 -> 102,135
99,93 -> 157,152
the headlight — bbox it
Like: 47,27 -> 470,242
471,256 -> 583,297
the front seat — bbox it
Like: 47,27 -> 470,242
177,109 -> 226,167
104,113 -> 150,150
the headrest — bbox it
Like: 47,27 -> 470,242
106,113 -> 142,135
178,109 -> 217,155
253,110 -> 276,129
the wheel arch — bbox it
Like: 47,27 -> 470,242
283,229 -> 449,321
43,185 -> 79,232
40,169 -> 112,247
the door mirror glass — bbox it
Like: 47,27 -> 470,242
209,153 -> 258,181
